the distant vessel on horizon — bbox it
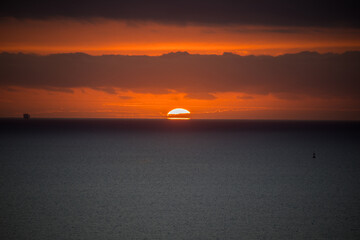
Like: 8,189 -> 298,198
23,113 -> 30,120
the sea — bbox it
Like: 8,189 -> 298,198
1,119 -> 359,240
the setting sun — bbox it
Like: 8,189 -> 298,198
167,108 -> 191,119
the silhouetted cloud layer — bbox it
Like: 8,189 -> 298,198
0,51 -> 359,101
1,0 -> 359,28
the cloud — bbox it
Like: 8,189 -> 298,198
185,92 -> 216,100
118,95 -> 133,100
272,93 -> 304,100
237,95 -> 254,100
0,51 -> 359,103
42,87 -> 74,93
91,86 -> 117,94
1,0 -> 359,28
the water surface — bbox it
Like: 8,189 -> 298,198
1,119 -> 359,239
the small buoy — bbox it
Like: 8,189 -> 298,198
312,152 -> 316,158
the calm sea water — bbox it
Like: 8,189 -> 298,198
1,119 -> 359,239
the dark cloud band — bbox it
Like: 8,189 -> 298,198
1,0 -> 359,28
0,51 -> 359,101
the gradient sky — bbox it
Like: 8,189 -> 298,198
1,0 -> 359,119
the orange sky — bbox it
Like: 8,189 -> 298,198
1,87 -> 359,120
1,19 -> 360,120
1,19 -> 360,56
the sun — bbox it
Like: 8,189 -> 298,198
167,108 -> 191,119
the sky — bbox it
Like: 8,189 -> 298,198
0,0 -> 359,120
